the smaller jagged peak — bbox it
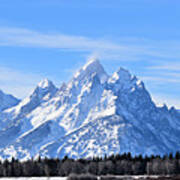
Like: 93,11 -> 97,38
116,67 -> 130,74
115,67 -> 132,79
37,78 -> 55,89
109,67 -> 133,84
30,78 -> 58,100
11,79 -> 58,115
109,67 -> 144,86
108,67 -> 146,94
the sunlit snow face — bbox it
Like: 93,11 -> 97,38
73,59 -> 108,84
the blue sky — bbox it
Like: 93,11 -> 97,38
0,0 -> 180,108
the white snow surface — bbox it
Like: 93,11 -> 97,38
0,59 -> 180,160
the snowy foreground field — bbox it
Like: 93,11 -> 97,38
0,176 -> 172,180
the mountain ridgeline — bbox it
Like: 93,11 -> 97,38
0,59 -> 180,160
0,90 -> 20,112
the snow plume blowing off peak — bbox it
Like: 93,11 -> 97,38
73,58 -> 108,84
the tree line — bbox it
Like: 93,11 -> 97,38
0,152 -> 180,177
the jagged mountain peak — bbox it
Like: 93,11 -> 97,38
73,58 -> 108,84
109,67 -> 136,83
5,79 -> 58,117
33,79 -> 57,97
116,67 -> 131,76
82,58 -> 101,70
37,78 -> 55,89
107,67 -> 145,94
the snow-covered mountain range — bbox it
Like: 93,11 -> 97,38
0,59 -> 180,160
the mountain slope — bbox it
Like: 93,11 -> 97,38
0,79 -> 59,148
37,67 -> 180,159
0,59 -> 180,160
0,90 -> 20,111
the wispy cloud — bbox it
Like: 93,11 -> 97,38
142,72 -> 180,84
148,62 -> 180,71
0,26 -> 180,108
0,27 -> 124,51
139,61 -> 180,108
1,27 -> 180,61
143,61 -> 180,84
